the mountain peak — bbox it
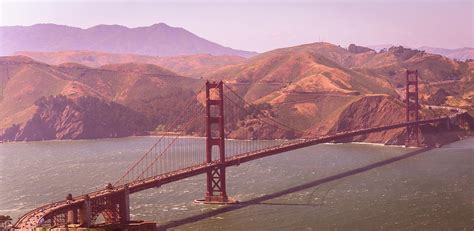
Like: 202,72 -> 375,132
150,22 -> 170,28
0,23 -> 258,58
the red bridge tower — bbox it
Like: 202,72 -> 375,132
405,70 -> 420,147
204,81 -> 229,203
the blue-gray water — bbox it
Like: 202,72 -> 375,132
0,137 -> 473,230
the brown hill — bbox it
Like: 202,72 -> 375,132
210,43 -> 473,107
207,42 -> 473,143
351,46 -> 473,110
206,43 -> 397,136
1,95 -> 151,141
209,43 -> 395,100
16,50 -> 246,78
1,42 -> 472,143
0,56 -> 203,141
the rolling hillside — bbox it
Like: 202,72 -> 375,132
207,43 -> 473,143
0,42 -> 472,143
16,50 -> 246,78
0,56 -> 203,141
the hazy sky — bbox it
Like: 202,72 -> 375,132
0,0 -> 472,52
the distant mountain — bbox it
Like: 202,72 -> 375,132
368,44 -> 474,61
0,23 -> 257,58
15,50 -> 246,78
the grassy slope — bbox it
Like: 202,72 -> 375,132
208,43 -> 400,135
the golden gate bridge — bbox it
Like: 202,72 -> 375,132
14,70 -> 455,229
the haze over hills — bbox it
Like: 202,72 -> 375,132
1,42 -> 471,143
15,50 -> 246,78
0,23 -> 258,58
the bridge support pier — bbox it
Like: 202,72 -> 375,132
67,209 -> 78,224
66,194 -> 78,224
118,186 -> 130,223
79,195 -> 92,227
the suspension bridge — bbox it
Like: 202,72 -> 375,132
14,70 -> 455,229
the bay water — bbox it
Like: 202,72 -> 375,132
0,137 -> 472,230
